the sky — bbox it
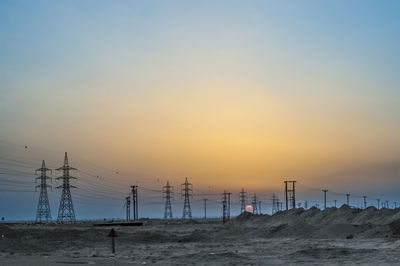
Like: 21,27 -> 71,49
0,0 -> 399,220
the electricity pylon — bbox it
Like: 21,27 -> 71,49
252,194 -> 258,214
35,160 -> 52,222
239,188 -> 247,213
57,152 -> 77,222
181,177 -> 193,218
163,181 -> 173,219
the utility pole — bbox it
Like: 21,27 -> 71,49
57,152 -> 77,222
163,181 -> 173,219
35,160 -> 52,222
227,191 -> 231,219
131,185 -> 138,220
346,193 -> 350,206
222,190 -> 228,223
203,199 -> 207,219
125,196 -> 130,221
284,181 -> 296,210
181,177 -> 193,218
322,189 -> 328,210
252,194 -> 258,214
363,196 -> 367,209
272,193 -> 279,214
221,190 -> 231,221
377,198 -> 381,210
239,188 -> 247,213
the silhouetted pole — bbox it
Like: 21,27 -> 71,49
386,200 -> 389,209
222,190 -> 227,223
322,189 -> 328,209
284,180 -> 296,210
203,199 -> 207,219
125,196 -> 130,221
377,199 -> 380,209
363,196 -> 367,209
285,181 -> 288,210
292,181 -> 296,208
108,228 -> 117,254
227,192 -> 231,219
346,193 -> 350,206
131,185 -> 138,220
271,193 -> 279,214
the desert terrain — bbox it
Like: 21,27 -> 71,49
2,205 -> 400,265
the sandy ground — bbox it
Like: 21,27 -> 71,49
2,206 -> 400,265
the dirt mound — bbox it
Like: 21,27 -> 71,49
235,211 -> 254,221
232,207 -> 400,239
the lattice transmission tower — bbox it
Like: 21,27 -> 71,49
239,188 -> 247,213
163,181 -> 173,219
57,152 -> 77,222
35,160 -> 52,222
181,177 -> 193,218
252,194 -> 258,214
